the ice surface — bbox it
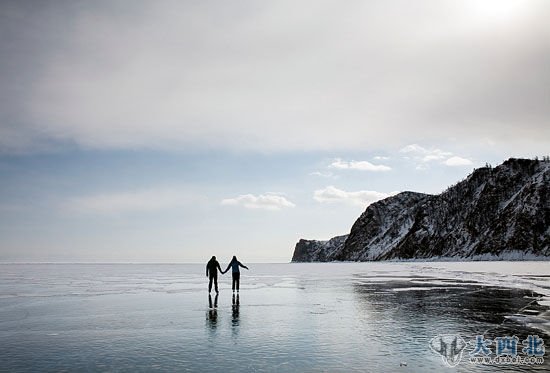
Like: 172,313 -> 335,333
0,262 -> 549,372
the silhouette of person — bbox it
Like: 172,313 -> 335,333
206,256 -> 223,293
223,255 -> 249,292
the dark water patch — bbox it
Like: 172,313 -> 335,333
353,279 -> 549,371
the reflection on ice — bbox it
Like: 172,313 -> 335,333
0,262 -> 549,372
232,293 -> 240,326
207,293 -> 219,329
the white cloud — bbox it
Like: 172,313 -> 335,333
444,156 -> 473,166
221,193 -> 295,211
399,144 -> 427,154
313,186 -> 398,207
399,144 -> 452,162
329,159 -> 391,172
309,171 -> 335,178
400,144 -> 473,167
373,156 -> 390,161
66,188 -> 203,214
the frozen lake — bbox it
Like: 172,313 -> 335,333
1,262 -> 549,372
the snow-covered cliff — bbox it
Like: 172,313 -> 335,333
291,235 -> 348,262
292,158 -> 550,262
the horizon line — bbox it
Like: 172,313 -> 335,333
0,261 -> 292,265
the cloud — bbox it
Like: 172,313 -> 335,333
221,193 -> 295,211
373,156 -> 390,161
399,144 -> 453,162
66,188 -> 203,214
309,171 -> 336,178
313,186 -> 397,207
400,144 -> 473,167
330,159 -> 391,172
1,1 -> 549,154
444,156 -> 473,166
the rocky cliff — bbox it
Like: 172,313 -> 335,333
292,158 -> 550,262
291,235 -> 348,262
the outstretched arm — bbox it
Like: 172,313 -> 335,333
223,262 -> 231,274
217,262 -> 224,274
239,261 -> 249,270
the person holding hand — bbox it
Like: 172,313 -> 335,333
223,255 -> 249,292
206,256 -> 223,293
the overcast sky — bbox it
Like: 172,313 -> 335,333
1,0 -> 549,262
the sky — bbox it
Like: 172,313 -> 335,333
1,0 -> 549,262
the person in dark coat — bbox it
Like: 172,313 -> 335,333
223,256 -> 249,292
206,256 -> 223,293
